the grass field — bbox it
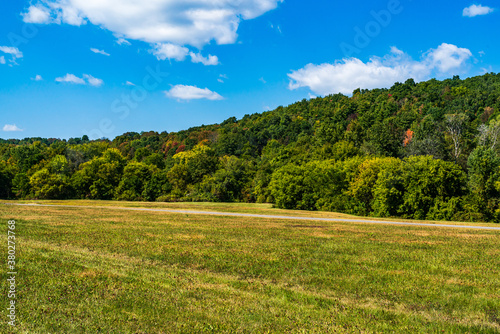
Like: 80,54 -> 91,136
1,200 -> 500,333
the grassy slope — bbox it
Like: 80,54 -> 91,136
0,201 -> 499,333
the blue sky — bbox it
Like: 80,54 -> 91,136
0,0 -> 498,140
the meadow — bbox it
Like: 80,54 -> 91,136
1,200 -> 500,333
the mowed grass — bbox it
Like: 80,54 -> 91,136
3,199 -> 363,218
6,199 -> 500,227
0,201 -> 499,333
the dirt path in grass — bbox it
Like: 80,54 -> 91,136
5,202 -> 500,231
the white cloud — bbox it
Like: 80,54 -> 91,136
116,37 -> 131,46
0,46 -> 23,66
0,46 -> 23,65
125,81 -> 135,86
390,46 -> 404,55
32,75 -> 43,81
56,73 -> 86,85
189,52 -> 219,66
20,0 -> 282,47
22,2 -> 86,25
90,48 -> 110,56
83,74 -> 104,87
55,73 -> 103,86
0,46 -> 23,59
218,74 -> 227,83
3,124 -> 23,132
463,4 -> 494,17
270,23 -> 282,34
481,66 -> 493,74
259,77 -> 267,84
165,85 -> 223,101
58,4 -> 86,25
424,43 -> 472,73
21,4 -> 51,23
288,43 -> 473,96
152,43 -> 189,61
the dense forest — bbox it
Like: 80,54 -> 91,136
2,73 -> 500,222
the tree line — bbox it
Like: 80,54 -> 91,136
2,73 -> 500,222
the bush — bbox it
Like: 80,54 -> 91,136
398,156 -> 467,219
426,197 -> 463,221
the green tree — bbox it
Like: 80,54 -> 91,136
399,156 -> 467,219
167,144 -> 218,193
371,160 -> 404,217
29,168 -> 73,199
134,147 -> 151,161
142,170 -> 172,201
0,161 -> 14,198
143,152 -> 166,169
72,149 -> 126,199
48,155 -> 70,175
115,162 -> 155,201
12,173 -> 30,198
270,161 -> 335,210
468,147 -> 500,197
196,156 -> 254,202
10,141 -> 46,173
349,157 -> 400,215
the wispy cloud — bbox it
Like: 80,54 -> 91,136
3,124 -> 23,132
270,22 -> 282,34
0,46 -> 23,59
0,46 -> 23,65
55,73 -> 85,85
218,74 -> 228,83
165,85 -> 223,101
125,81 -> 136,86
463,4 -> 494,17
90,48 -> 110,56
32,75 -> 43,81
116,37 -> 131,46
83,74 -> 104,87
152,44 -> 220,66
55,73 -> 103,87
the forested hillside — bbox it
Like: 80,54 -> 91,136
2,73 -> 500,222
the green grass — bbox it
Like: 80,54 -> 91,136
1,200 -> 500,333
